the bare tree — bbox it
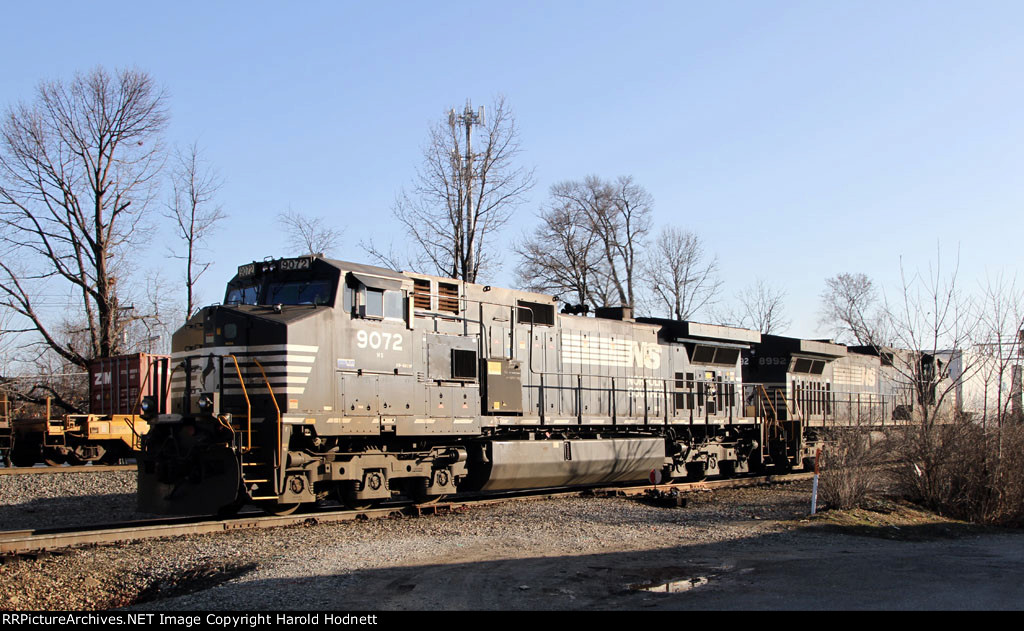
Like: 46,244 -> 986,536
381,96 -> 534,282
166,142 -> 225,321
582,175 -> 653,310
970,273 -> 1023,430
520,175 -> 652,310
881,250 -> 980,429
277,207 -> 341,257
870,248 -> 1014,522
514,188 -> 602,309
819,272 -> 887,345
0,66 -> 168,368
715,279 -> 790,334
644,226 -> 721,320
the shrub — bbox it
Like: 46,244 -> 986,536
818,428 -> 889,510
890,418 -> 1024,527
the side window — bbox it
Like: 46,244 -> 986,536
363,288 -> 384,318
383,290 -> 404,320
343,284 -> 354,315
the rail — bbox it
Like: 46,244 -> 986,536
747,384 -> 917,428
525,373 -> 744,426
0,472 -> 814,555
0,464 -> 135,475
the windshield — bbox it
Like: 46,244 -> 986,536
264,280 -> 333,305
225,279 -> 335,306
226,285 -> 259,305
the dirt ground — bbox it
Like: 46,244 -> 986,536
144,494 -> 1024,612
292,511 -> 1024,610
302,505 -> 1024,610
5,482 -> 1023,611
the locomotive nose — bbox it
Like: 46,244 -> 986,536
137,426 -> 241,515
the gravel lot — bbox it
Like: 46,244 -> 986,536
2,471 -> 1022,611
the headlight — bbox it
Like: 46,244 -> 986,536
198,394 -> 214,413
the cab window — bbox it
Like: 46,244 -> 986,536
363,288 -> 384,318
360,288 -> 404,320
265,279 -> 333,305
384,290 -> 404,319
226,285 -> 259,305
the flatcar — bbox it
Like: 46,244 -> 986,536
139,256 -> 819,516
4,354 -> 170,467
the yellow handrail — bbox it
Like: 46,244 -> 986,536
126,357 -> 168,440
251,358 -> 282,468
756,384 -> 778,422
227,355 -> 253,453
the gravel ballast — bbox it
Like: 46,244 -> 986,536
2,471 -> 1022,611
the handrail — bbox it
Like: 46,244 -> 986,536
227,355 -> 253,453
252,358 -> 283,494
126,357 -> 168,442
756,384 -> 779,422
251,358 -> 281,459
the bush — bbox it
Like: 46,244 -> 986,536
818,428 -> 889,510
891,418 -> 1024,527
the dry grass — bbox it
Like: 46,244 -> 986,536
806,497 -> 988,541
889,420 -> 1024,528
817,428 -> 889,510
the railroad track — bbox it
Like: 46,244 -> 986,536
0,472 -> 814,556
0,464 -> 136,476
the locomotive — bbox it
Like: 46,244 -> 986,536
137,255 -> 898,516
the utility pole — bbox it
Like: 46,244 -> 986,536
448,100 -> 485,282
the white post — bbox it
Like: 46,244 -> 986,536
810,447 -> 822,515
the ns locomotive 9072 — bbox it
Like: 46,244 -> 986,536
138,256 -> 818,515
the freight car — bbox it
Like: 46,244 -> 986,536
139,256 -> 826,516
0,391 -> 10,465
5,354 -> 170,467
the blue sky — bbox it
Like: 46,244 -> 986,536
2,1 -> 1021,337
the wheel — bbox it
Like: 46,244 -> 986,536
258,501 -> 299,516
98,450 -> 124,465
216,498 -> 246,518
65,452 -> 86,466
42,448 -> 66,467
685,462 -> 707,482
10,449 -> 37,468
414,494 -> 447,506
10,440 -> 39,467
408,477 -> 446,505
342,497 -> 382,511
337,480 -> 385,510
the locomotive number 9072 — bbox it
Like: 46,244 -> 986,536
355,329 -> 404,352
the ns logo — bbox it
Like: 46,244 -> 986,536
633,342 -> 662,370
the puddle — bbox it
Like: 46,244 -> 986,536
633,576 -> 710,593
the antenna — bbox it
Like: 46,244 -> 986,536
448,99 -> 486,282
